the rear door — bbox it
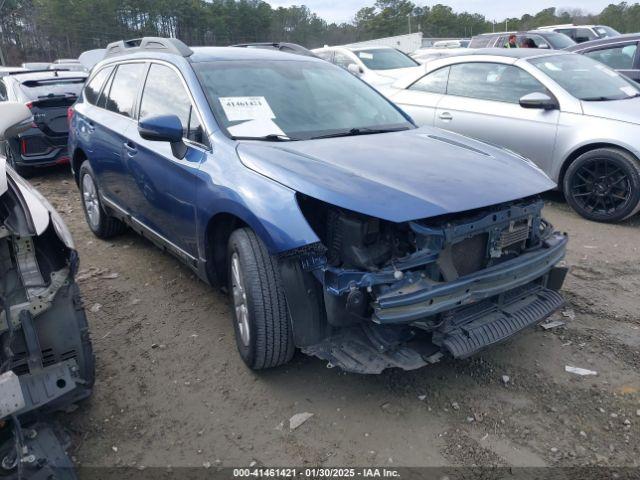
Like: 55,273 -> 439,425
89,62 -> 147,210
125,62 -> 208,257
582,41 -> 640,83
434,61 -> 559,171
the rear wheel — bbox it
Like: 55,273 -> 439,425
79,161 -> 127,238
564,148 -> 640,222
227,228 -> 295,369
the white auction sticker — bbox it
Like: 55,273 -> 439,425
219,96 -> 275,122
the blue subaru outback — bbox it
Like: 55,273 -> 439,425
69,37 -> 568,373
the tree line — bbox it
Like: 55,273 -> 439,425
1,0 -> 640,64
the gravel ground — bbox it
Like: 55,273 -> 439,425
30,167 -> 640,470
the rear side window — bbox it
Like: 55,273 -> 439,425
409,66 -> 450,94
139,64 -> 205,145
0,80 -> 7,101
104,63 -> 146,118
84,66 -> 113,105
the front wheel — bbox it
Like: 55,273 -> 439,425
563,148 -> 640,222
227,228 -> 295,369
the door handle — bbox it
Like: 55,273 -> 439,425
439,112 -> 453,121
86,121 -> 95,133
124,141 -> 138,156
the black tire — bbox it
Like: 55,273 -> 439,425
227,228 -> 295,369
79,161 -> 127,238
3,140 -> 30,177
563,148 -> 640,223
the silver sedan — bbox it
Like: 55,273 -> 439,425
383,49 -> 640,222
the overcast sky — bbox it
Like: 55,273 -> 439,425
268,0 -> 614,23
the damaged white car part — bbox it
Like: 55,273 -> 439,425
0,102 -> 94,478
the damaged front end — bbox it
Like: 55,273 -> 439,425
0,165 -> 94,477
281,194 -> 568,374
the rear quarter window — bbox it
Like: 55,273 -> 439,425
84,66 -> 114,105
103,63 -> 147,118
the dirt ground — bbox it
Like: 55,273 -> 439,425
32,167 -> 640,470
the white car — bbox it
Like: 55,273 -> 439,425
382,49 -> 640,223
536,24 -> 620,43
313,45 -> 424,87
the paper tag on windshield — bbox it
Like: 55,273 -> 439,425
219,96 -> 275,122
227,118 -> 285,138
358,52 -> 373,60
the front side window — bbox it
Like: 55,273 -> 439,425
543,32 -> 576,49
447,62 -> 547,104
594,26 -> 621,38
584,44 -> 637,70
104,63 -> 146,118
530,54 -> 640,101
0,81 -> 7,101
84,66 -> 113,105
409,67 -> 450,94
194,59 -> 412,140
139,63 -> 205,145
354,48 -> 419,70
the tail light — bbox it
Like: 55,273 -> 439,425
20,138 -> 27,155
25,101 -> 33,109
67,106 -> 75,127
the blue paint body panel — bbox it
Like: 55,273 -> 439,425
68,47 -> 555,261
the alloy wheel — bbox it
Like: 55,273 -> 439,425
569,158 -> 631,217
230,252 -> 250,347
81,173 -> 101,230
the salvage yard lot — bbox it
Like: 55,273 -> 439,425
36,167 -> 640,469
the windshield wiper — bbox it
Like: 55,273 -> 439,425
307,126 -> 411,140
582,96 -> 622,101
232,134 -> 294,142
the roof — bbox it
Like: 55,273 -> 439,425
189,46 -> 322,63
566,33 -> 640,51
475,30 -> 567,37
455,48 -> 570,59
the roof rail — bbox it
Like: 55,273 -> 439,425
104,37 -> 193,59
536,24 -> 576,29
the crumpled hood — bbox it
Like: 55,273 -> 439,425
237,127 -> 556,222
581,97 -> 640,125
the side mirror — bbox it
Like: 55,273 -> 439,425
0,102 -> 33,141
138,114 -> 187,159
519,92 -> 558,110
347,63 -> 363,76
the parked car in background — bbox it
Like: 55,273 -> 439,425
469,30 -> 576,49
0,70 -> 87,175
0,66 -> 27,77
567,33 -> 640,83
69,37 -> 567,374
49,62 -> 88,72
383,49 -> 640,222
411,47 -> 468,65
432,39 -> 470,48
312,45 -> 423,86
232,42 -> 317,57
537,24 -> 620,43
21,62 -> 51,70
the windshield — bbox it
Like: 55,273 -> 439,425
544,32 -> 576,49
529,54 -> 640,101
194,60 -> 412,140
354,48 -> 419,70
594,26 -> 620,38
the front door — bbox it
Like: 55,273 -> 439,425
433,61 -> 560,173
125,63 -> 208,258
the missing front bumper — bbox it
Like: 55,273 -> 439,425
303,282 -> 564,374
